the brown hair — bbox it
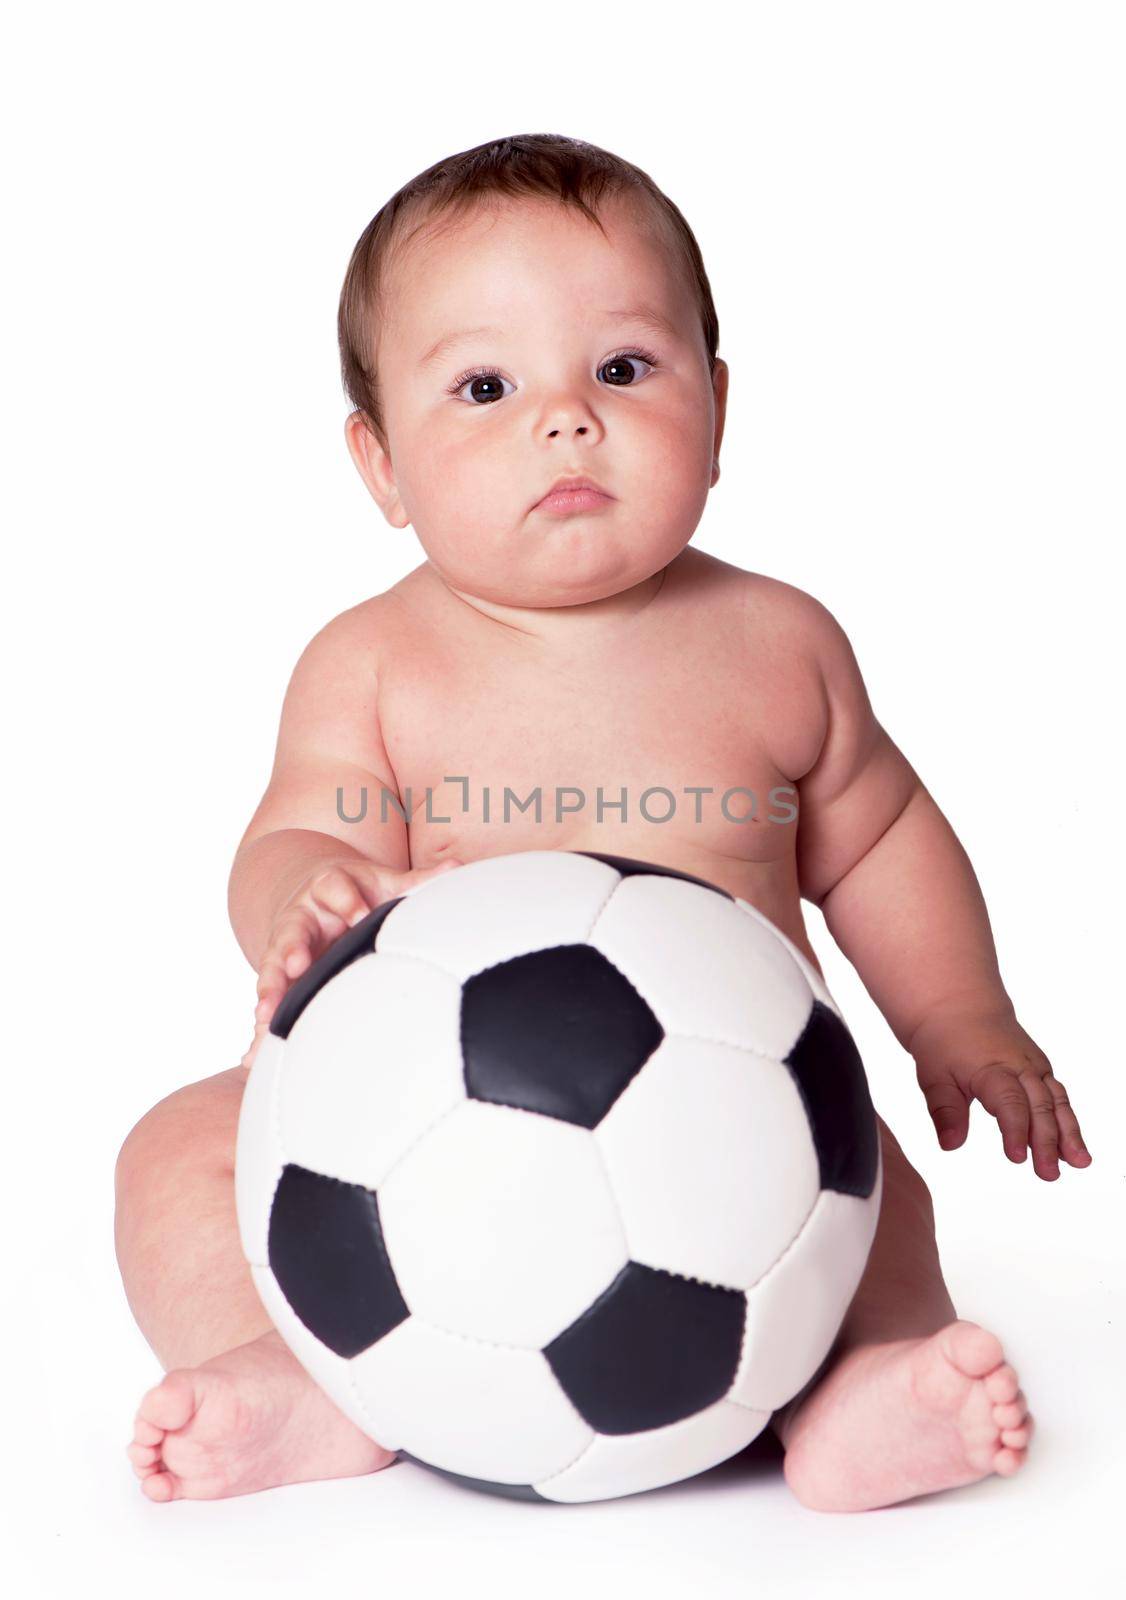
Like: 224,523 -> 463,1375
337,132 -> 720,449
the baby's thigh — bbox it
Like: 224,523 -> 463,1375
872,1111 -> 935,1210
116,1063 -> 250,1180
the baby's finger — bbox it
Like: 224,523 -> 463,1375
1042,1072 -> 1092,1167
918,1072 -> 970,1150
308,867 -> 371,929
241,1019 -> 268,1069
270,904 -> 321,980
255,955 -> 290,1020
969,1063 -> 1030,1164
255,909 -> 319,1015
1019,1067 -> 1062,1181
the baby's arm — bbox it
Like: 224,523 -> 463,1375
794,596 -> 1090,1181
228,606 -> 455,1052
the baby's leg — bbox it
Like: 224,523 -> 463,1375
770,1115 -> 1035,1512
114,1066 -> 396,1500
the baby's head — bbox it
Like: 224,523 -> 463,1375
339,133 -> 728,617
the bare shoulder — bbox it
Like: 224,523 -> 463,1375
739,567 -> 866,703
677,549 -> 839,642
236,577 -> 429,868
740,566 -> 844,648
302,562 -> 432,673
681,555 -> 843,779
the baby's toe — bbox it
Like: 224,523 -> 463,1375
141,1470 -> 178,1503
984,1362 -> 1019,1404
127,1441 -> 160,1471
138,1371 -> 197,1434
1000,1419 -> 1034,1450
993,1391 -> 1028,1430
945,1320 -> 1005,1379
131,1415 -> 164,1447
993,1445 -> 1027,1476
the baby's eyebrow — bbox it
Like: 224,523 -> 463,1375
417,306 -> 680,369
600,306 -> 681,343
418,326 -> 502,369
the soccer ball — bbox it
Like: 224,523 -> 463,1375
235,850 -> 882,1504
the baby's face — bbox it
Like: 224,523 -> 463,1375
349,195 -> 727,613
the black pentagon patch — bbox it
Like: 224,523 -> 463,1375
270,896 -> 405,1039
398,1452 -> 549,1501
462,944 -> 664,1128
783,1000 -> 879,1197
544,1261 -> 746,1433
574,851 -> 733,901
267,1163 -> 409,1358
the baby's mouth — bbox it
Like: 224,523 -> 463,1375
532,486 -> 614,516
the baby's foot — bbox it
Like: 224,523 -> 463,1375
780,1319 -> 1034,1512
127,1328 -> 396,1501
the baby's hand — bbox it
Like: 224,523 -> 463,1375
240,857 -> 461,1069
910,1005 -> 1092,1181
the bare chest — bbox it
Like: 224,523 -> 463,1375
375,570 -> 820,955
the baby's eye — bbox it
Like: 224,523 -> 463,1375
447,347 -> 659,405
448,370 -> 516,405
598,350 -> 656,386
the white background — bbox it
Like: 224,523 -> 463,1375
3,1 -> 1122,1592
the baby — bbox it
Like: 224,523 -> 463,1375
115,132 -> 1091,1513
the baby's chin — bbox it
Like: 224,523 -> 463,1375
428,536 -> 687,613
447,565 -> 668,616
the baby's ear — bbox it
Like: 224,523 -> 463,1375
710,357 -> 729,485
344,410 -> 410,528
